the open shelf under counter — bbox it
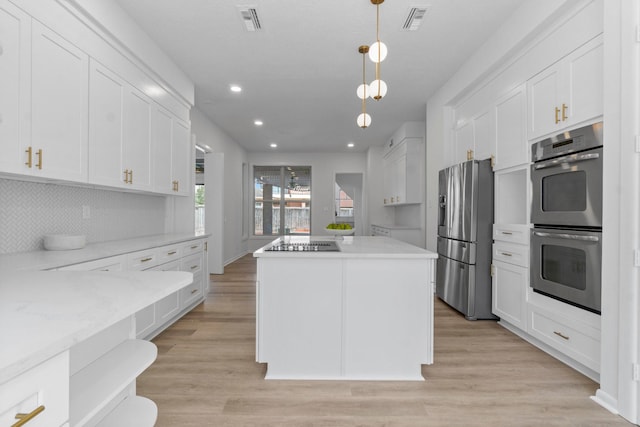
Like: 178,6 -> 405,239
69,339 -> 157,426
96,395 -> 157,427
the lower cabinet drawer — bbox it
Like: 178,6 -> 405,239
528,305 -> 600,372
180,273 -> 203,309
493,241 -> 529,268
0,351 -> 69,427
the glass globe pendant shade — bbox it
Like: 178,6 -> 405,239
368,41 -> 388,63
357,113 -> 372,128
356,83 -> 370,100
369,79 -> 387,100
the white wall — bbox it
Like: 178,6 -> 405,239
247,151 -> 367,251
190,108 -> 248,265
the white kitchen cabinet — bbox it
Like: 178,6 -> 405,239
57,255 -> 125,272
527,293 -> 601,374
527,35 -> 603,140
122,86 -> 154,191
453,120 -> 474,164
382,138 -> 422,205
370,224 -> 422,247
0,350 -> 69,427
171,119 -> 191,196
29,20 -> 88,182
154,106 -> 191,195
492,254 -> 528,332
0,0 -> 31,176
494,84 -> 527,170
471,110 -> 494,162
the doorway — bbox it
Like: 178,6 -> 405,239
334,173 -> 363,235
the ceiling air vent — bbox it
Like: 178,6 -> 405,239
402,6 -> 429,31
237,6 -> 262,32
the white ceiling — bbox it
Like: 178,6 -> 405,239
113,0 -> 527,153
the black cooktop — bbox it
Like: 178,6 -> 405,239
264,241 -> 340,252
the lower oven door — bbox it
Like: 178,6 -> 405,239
530,227 -> 602,314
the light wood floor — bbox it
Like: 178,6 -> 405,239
138,254 -> 631,426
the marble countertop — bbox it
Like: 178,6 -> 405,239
0,270 -> 193,384
253,236 -> 438,259
0,233 -> 209,272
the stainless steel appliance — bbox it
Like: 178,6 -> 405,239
530,122 -> 603,314
531,122 -> 603,228
530,227 -> 601,313
436,159 -> 495,320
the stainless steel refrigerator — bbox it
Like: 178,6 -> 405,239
436,159 -> 495,320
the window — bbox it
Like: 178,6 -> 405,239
254,166 -> 311,236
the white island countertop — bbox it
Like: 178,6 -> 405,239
254,236 -> 437,259
0,270 -> 193,384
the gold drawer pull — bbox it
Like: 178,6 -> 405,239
553,331 -> 570,341
13,405 -> 45,427
25,147 -> 32,168
501,252 -> 513,257
561,103 -> 568,121
190,289 -> 198,294
35,149 -> 42,170
501,231 -> 513,235
190,245 -> 198,249
140,257 -> 153,263
190,265 -> 198,270
167,251 -> 177,256
554,106 -> 561,124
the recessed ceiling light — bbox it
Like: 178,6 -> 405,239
269,143 -> 277,148
230,85 -> 242,93
347,142 -> 355,148
254,120 -> 264,126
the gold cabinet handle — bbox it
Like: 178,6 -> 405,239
12,405 -> 45,427
140,257 -> 153,263
466,149 -> 474,161
25,146 -> 32,168
190,265 -> 198,270
175,180 -> 179,192
554,106 -> 561,124
490,154 -> 495,169
129,169 -> 133,184
190,245 -> 198,249
553,331 -> 570,340
501,252 -> 513,257
35,149 -> 42,170
383,198 -> 387,205
561,103 -> 568,121
501,231 -> 513,235
167,251 -> 177,256
190,288 -> 198,294
123,169 -> 129,184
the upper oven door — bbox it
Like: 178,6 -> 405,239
531,147 -> 603,227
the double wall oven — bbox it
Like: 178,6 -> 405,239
530,122 -> 603,314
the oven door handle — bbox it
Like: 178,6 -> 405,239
533,152 -> 600,170
533,231 -> 599,242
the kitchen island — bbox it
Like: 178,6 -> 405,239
0,270 -> 193,427
253,236 -> 437,381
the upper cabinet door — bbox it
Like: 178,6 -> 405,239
154,106 -> 174,194
472,110 -> 494,162
565,36 -> 603,127
171,119 -> 191,196
123,87 -> 153,191
527,35 -> 603,141
88,61 -> 125,187
0,0 -> 31,175
494,84 -> 527,170
31,21 -> 88,182
527,64 -> 560,140
453,120 -> 474,164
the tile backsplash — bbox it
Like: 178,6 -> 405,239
0,178 -> 166,254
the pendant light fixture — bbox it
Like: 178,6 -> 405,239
356,45 -> 371,128
369,0 -> 387,100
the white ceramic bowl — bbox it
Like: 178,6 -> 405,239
43,234 -> 86,251
325,228 -> 354,237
